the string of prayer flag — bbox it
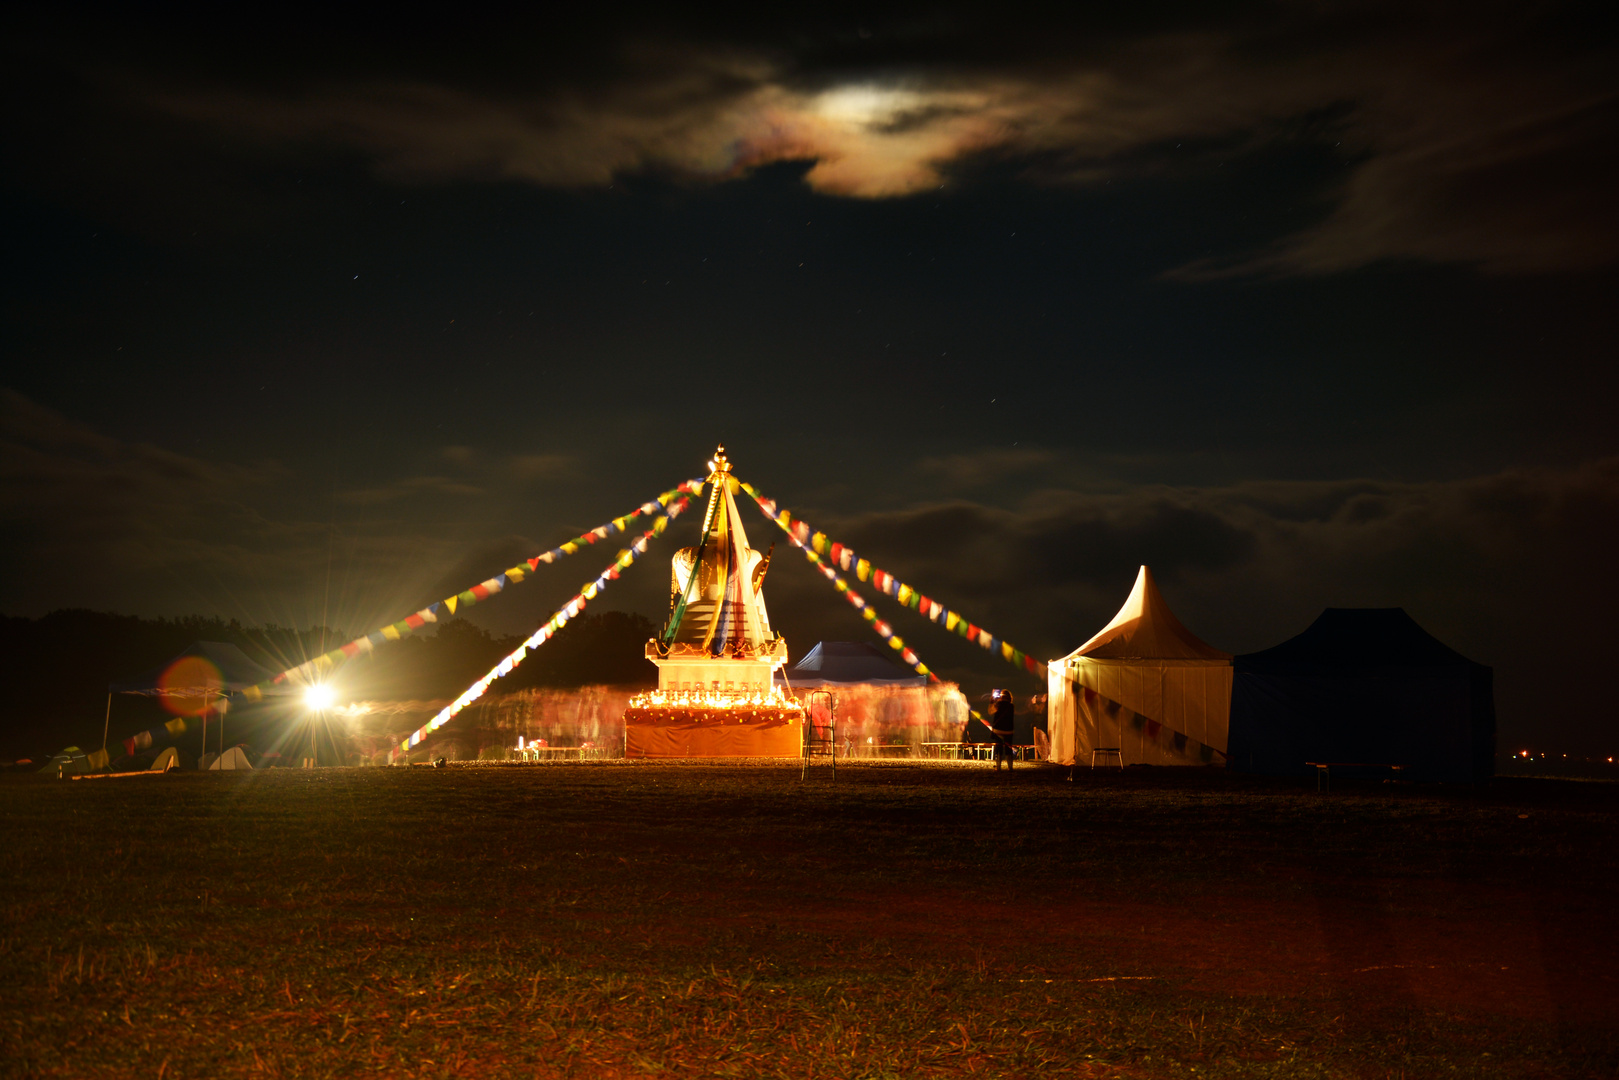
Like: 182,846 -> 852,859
390,496 -> 693,760
241,479 -> 704,701
737,480 -> 1048,684
769,517 -> 938,682
1073,683 -> 1227,764
765,514 -> 1015,728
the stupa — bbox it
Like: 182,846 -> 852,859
623,446 -> 804,757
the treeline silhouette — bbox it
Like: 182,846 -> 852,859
0,609 -> 657,759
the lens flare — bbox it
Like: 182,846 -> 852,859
304,684 -> 336,711
157,657 -> 224,717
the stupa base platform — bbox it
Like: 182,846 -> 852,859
624,706 -> 803,758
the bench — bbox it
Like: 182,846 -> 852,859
1305,761 -> 1405,791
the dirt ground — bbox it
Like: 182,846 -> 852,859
2,761 -> 1615,1078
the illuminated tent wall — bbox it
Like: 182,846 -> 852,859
1227,608 -> 1495,782
1046,566 -> 1233,767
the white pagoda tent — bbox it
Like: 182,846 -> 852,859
1047,566 -> 1233,767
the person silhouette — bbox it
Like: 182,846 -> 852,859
989,690 -> 1016,771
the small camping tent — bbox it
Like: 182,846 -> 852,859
206,745 -> 254,770
39,746 -> 92,776
1228,608 -> 1494,782
149,746 -> 195,771
1047,566 -> 1233,766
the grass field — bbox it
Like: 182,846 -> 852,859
2,761 -> 1615,1078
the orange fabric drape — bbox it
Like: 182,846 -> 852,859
626,716 -> 801,758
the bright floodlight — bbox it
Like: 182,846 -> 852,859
304,684 -> 335,711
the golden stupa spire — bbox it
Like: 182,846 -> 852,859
663,445 -> 777,656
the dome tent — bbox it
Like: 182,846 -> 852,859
1228,608 -> 1495,782
205,745 -> 254,770
149,746 -> 196,771
1046,566 -> 1233,767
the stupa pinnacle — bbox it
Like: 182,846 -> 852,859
645,445 -> 790,692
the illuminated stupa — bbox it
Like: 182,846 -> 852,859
624,446 -> 803,757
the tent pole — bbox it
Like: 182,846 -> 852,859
101,693 -> 111,754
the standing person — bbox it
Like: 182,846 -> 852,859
989,689 -> 1016,771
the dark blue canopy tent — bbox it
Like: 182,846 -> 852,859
777,641 -> 928,688
1228,609 -> 1495,782
109,641 -> 281,696
106,641 -> 293,765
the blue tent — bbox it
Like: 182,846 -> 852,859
778,642 -> 927,688
1228,609 -> 1494,782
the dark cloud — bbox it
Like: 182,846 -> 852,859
915,448 -> 1057,486
0,389 -> 486,627
335,475 -> 485,506
31,3 -> 1606,274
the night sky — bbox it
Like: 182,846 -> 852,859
3,6 -> 1615,753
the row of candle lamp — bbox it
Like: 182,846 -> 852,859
629,688 -> 803,709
